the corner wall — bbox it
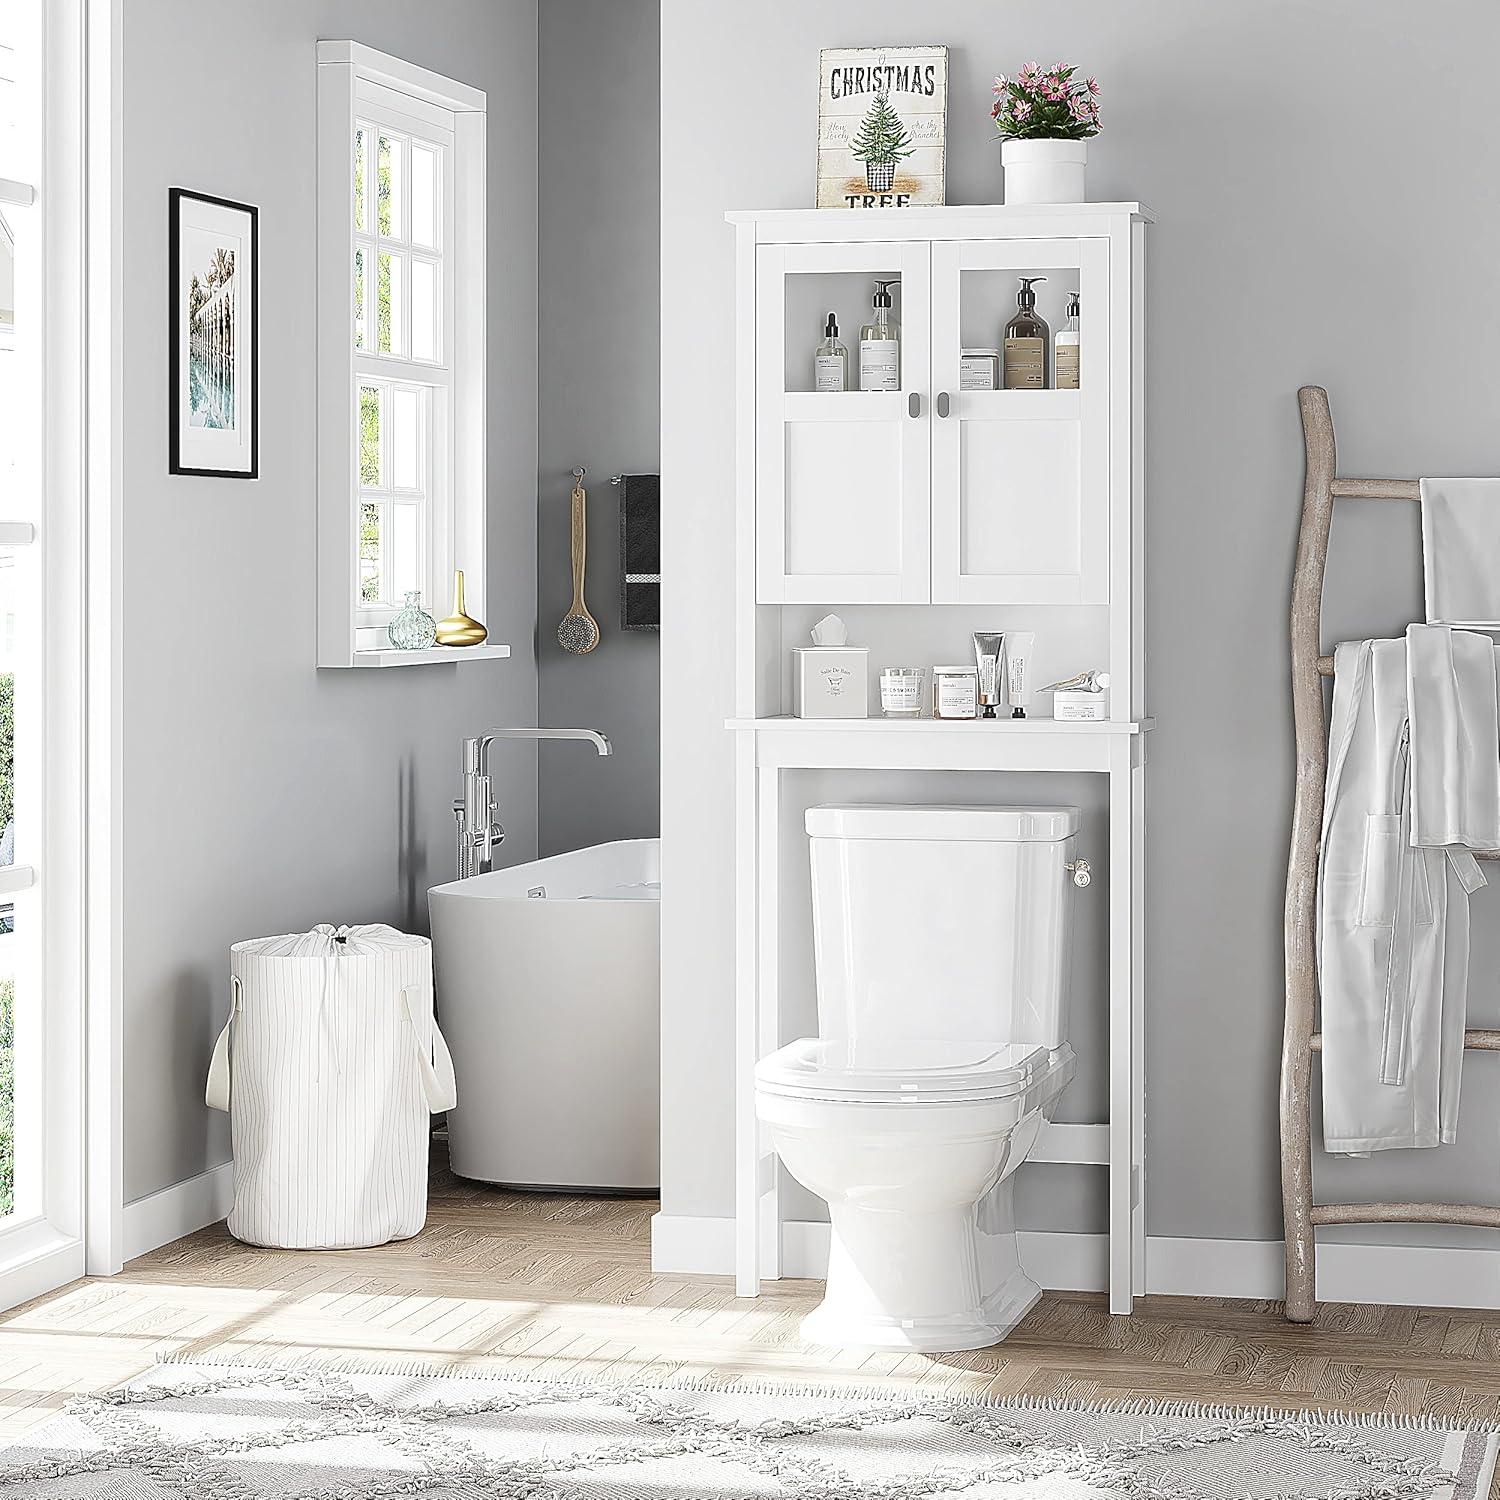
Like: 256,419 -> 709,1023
119,0 -> 540,1205
659,0 -> 1500,1268
536,0 -> 661,857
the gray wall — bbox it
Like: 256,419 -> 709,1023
660,0 -> 1500,1248
537,0 -> 661,857
121,0 -> 540,1202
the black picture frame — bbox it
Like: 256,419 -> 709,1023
168,187 -> 258,478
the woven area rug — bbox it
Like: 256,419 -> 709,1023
0,1362 -> 1494,1499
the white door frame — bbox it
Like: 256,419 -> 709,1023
0,0 -> 123,1310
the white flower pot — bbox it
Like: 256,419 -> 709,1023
1001,137 -> 1088,204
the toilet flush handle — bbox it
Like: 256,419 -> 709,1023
1065,858 -> 1092,889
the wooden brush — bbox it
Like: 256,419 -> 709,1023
559,469 -> 600,654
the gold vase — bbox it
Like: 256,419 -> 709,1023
435,569 -> 488,647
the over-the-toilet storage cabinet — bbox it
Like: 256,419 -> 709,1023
729,203 -> 1152,1315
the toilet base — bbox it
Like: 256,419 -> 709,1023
797,1179 -> 1043,1353
801,1264 -> 1041,1352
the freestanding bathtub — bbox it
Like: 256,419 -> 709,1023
428,838 -> 660,1193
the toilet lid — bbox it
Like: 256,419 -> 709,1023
755,1038 -> 1049,1103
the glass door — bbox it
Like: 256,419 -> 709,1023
929,236 -> 1109,604
0,0 -> 86,1305
754,240 -> 931,604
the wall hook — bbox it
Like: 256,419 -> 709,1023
572,467 -> 586,484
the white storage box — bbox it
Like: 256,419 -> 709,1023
792,645 -> 869,718
206,923 -> 456,1249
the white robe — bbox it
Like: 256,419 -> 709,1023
1317,627 -> 1497,1153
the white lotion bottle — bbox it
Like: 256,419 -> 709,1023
1004,631 -> 1036,718
814,312 -> 848,392
1055,292 -> 1080,390
859,279 -> 901,391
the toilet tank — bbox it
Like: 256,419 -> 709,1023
805,804 -> 1080,1049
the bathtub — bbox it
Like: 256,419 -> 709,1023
428,838 -> 660,1192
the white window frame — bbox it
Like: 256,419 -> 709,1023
0,0 -> 91,1308
316,42 -> 489,668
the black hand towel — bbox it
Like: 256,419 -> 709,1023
619,473 -> 660,631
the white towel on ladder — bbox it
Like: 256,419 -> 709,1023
1317,629 -> 1498,1153
1420,477 -> 1500,628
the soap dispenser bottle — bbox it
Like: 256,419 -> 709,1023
1055,292 -> 1080,389
1003,276 -> 1049,389
814,312 -> 848,392
859,279 -> 901,391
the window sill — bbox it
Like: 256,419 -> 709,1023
337,643 -> 512,669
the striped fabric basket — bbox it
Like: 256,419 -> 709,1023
205,924 -> 456,1250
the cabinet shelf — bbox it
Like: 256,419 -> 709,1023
727,714 -> 1150,734
779,388 -> 1081,416
781,390 -> 907,417
958,387 -> 1080,418
728,714 -> 1152,775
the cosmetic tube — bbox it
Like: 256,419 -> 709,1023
972,632 -> 1004,719
1004,632 -> 1036,719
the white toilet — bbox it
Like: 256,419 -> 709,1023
755,804 -> 1083,1352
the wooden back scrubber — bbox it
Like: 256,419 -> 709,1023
559,467 -> 601,654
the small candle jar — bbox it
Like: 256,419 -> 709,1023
932,664 -> 979,720
959,347 -> 1000,390
879,667 -> 925,718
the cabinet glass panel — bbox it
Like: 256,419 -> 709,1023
955,269 -> 1080,394
781,270 -> 905,394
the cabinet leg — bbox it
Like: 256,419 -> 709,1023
1108,739 -> 1141,1315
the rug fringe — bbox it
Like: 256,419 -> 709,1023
154,1353 -> 1499,1437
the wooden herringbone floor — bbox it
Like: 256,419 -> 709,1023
0,1147 -> 1496,1450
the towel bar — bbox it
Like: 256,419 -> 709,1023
1281,386 -> 1500,1326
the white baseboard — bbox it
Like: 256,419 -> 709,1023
0,1227 -> 86,1313
651,1214 -> 1500,1310
121,1161 -> 233,1264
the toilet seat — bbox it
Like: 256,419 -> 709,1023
755,1038 -> 1057,1105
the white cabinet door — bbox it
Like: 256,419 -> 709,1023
755,242 -> 931,604
929,237 -> 1109,604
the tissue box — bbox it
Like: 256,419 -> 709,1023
792,647 -> 869,718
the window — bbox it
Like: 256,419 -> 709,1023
352,94 -> 451,631
316,44 -> 489,667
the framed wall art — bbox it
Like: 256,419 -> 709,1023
169,187 -> 258,478
816,46 -> 948,209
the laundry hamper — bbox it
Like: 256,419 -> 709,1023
205,924 -> 456,1249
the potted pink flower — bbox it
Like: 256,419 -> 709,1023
992,62 -> 1100,204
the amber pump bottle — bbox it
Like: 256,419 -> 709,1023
1003,276 -> 1049,389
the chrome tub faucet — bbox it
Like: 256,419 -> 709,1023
453,727 -> 613,878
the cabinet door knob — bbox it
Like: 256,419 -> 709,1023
936,391 -> 951,418
907,392 -> 921,418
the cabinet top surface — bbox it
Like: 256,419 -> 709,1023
727,716 -> 1154,734
726,200 -> 1154,231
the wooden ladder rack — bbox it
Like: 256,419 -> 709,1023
1281,385 -> 1500,1323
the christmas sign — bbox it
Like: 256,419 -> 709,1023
817,46 -> 948,209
